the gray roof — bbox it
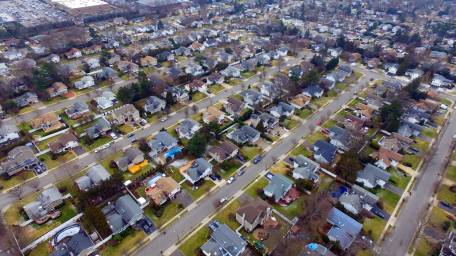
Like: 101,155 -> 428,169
201,221 -> 247,256
327,207 -> 362,250
352,185 -> 379,206
66,101 -> 89,116
240,89 -> 262,104
328,126 -> 351,147
303,85 -> 323,96
115,195 -> 142,223
313,140 -> 337,163
186,158 -> 211,182
144,96 -> 166,113
177,119 -> 199,137
269,102 -> 294,116
75,176 -> 92,191
264,174 -> 293,202
86,117 -> 111,139
229,125 -> 260,144
38,186 -> 63,207
357,164 -> 391,186
291,155 -> 319,180
339,193 -> 362,212
87,164 -> 111,184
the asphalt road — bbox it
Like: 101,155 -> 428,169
134,71 -> 378,256
379,106 -> 456,256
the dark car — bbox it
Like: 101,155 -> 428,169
440,201 -> 453,208
253,155 -> 263,164
373,208 -> 386,219
138,218 -> 155,234
209,173 -> 222,181
236,154 -> 246,162
238,167 -> 246,176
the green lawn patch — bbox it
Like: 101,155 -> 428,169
336,82 -> 348,91
100,151 -> 123,174
0,171 -> 35,191
118,124 -> 135,135
270,161 -> 290,175
213,199 -> 242,230
240,146 -> 262,160
245,177 -> 269,198
305,132 -> 326,145
28,241 -> 50,256
413,138 -> 430,152
415,238 -> 435,256
312,96 -> 331,108
191,92 -> 207,103
421,128 -> 437,139
440,98 -> 452,107
241,71 -> 255,79
39,151 -> 76,169
401,154 -> 421,170
295,108 -> 313,120
144,201 -> 184,228
283,118 -> 300,130
219,159 -> 242,179
388,168 -> 411,190
446,165 -> 456,182
208,84 -> 225,94
289,145 -> 313,157
165,167 -> 185,183
191,113 -> 203,123
166,124 -> 179,138
272,195 -> 305,219
182,180 -> 215,201
73,119 -> 97,135
101,228 -> 146,256
348,98 -> 363,107
437,185 -> 456,204
322,119 -> 337,129
60,113 -> 80,127
82,136 -> 112,151
179,226 -> 209,256
363,216 -> 387,242
428,207 -> 450,227
375,189 -> 400,214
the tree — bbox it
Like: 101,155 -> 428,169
116,86 -> 135,104
310,55 -> 325,71
83,207 -> 111,238
404,78 -> 426,100
380,100 -> 403,132
31,62 -> 58,91
300,69 -> 320,88
186,132 -> 208,157
325,58 -> 339,71
336,149 -> 362,183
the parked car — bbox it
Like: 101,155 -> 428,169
373,208 -> 386,219
209,173 -> 222,181
238,167 -> 246,176
253,155 -> 263,164
110,132 -> 118,139
160,116 -> 168,122
227,176 -> 235,184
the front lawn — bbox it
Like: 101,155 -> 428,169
437,185 -> 456,205
28,241 -> 50,256
100,151 -> 123,174
421,128 -> 437,139
446,165 -> 456,182
401,154 -> 421,170
322,119 -> 337,129
415,238 -> 436,256
388,168 -> 411,190
428,207 -> 450,228
179,226 -> 209,256
336,82 -> 348,91
240,146 -> 262,160
245,177 -> 269,198
289,145 -> 313,157
312,96 -> 331,108
144,201 -> 184,228
0,171 -> 35,191
363,216 -> 387,242
412,138 -> 429,152
39,151 -> 76,169
375,189 -> 400,214
191,92 -> 207,103
219,160 -> 242,179
295,108 -> 313,120
208,84 -> 225,94
213,199 -> 242,230
283,118 -> 300,130
305,131 -> 326,145
81,136 -> 112,151
347,98 -> 363,107
270,161 -> 290,175
118,124 -> 135,135
182,180 -> 215,201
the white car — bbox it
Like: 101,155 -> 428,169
227,177 -> 235,184
110,132 -> 118,139
160,116 -> 168,122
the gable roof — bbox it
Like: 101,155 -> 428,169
357,163 -> 391,184
202,221 -> 247,256
264,174 -> 293,201
326,207 -> 362,250
313,140 -> 337,162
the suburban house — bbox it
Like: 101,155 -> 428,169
30,112 -> 65,133
263,174 -> 293,203
375,147 -> 404,170
260,81 -> 281,100
111,104 -> 141,125
224,97 -> 245,118
86,117 -> 111,140
14,92 -> 39,108
144,96 -> 166,114
286,155 -> 320,182
139,56 -> 157,67
289,65 -> 304,79
65,101 -> 90,120
431,74 -> 453,88
23,186 -> 64,223
49,132 -> 79,154
164,86 -> 189,102
147,131 -> 178,158
95,91 -> 117,110
339,193 -> 363,215
340,184 -> 380,214
201,221 -> 247,256
206,72 -> 224,85
207,141 -> 239,163
46,82 -> 68,98
114,147 -> 145,172
227,125 -> 260,145
145,175 -> 180,206
269,102 -> 295,118
74,76 -> 95,90
176,119 -> 201,139
221,65 -> 241,78
385,63 -> 399,75
356,164 -> 391,189
117,61 -> 139,74
250,112 -> 278,131
102,194 -> 144,235
75,164 -> 111,191
303,85 -> 324,98
236,201 -> 272,232
203,106 -> 225,124
313,140 -> 337,165
185,79 -> 207,93
65,48 -> 82,59
326,70 -> 347,83
240,89 -> 263,106
0,124 -> 20,145
0,146 -> 43,177
320,77 -> 336,91
180,158 -> 212,184
326,207 -> 362,250
290,94 -> 311,109
328,126 -> 351,151
440,231 -> 456,256
405,69 -> 424,80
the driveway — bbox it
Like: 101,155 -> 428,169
384,183 -> 404,196
72,146 -> 85,156
174,191 -> 193,208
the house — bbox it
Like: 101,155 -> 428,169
328,126 -> 351,151
326,70 -> 347,83
382,80 -> 402,91
95,91 -> 117,110
102,195 -> 144,234
328,48 -> 343,58
180,158 -> 212,184
303,85 -> 324,98
236,201 -> 271,232
351,184 -> 379,212
189,41 -> 205,52
147,131 -> 178,158
65,101 -> 90,120
241,58 -> 257,72
0,146 -> 44,178
117,61 -> 139,75
96,67 -> 118,81
269,102 -> 295,118
145,175 -> 180,206
326,207 -> 362,250
173,46 -> 191,57
440,231 -> 456,256
289,65 -> 304,79
257,53 -> 271,65
85,58 -> 100,70
405,69 -> 424,80
74,76 -> 95,90
263,174 -> 293,203
385,63 -> 399,75
140,56 -> 157,67
288,155 -> 320,182
251,112 -> 278,131
65,48 -> 82,59
186,79 -> 207,92
367,58 -> 381,69
313,140 -> 337,165
201,221 -> 247,256
30,112 -> 64,133
165,86 -> 189,102
14,92 -> 39,108
184,63 -> 204,77
203,106 -> 225,124
356,164 -> 391,189
208,141 -> 239,163
75,164 -> 111,191
431,74 -> 453,88
23,186 -> 64,223
221,65 -> 241,78
225,97 -> 245,117
0,124 -> 20,145
111,104 -> 140,125
157,51 -> 175,62
176,119 -> 201,139
339,193 -> 362,215
114,147 -> 145,172
290,94 -> 311,109
49,133 -> 79,154
398,122 -> 422,138
144,96 -> 166,114
228,126 -> 260,145
0,63 -> 9,76
86,117 -> 111,140
375,147 -> 404,170
260,81 -> 281,99
46,82 -> 68,98
339,65 -> 353,76
50,225 -> 94,256
240,89 -> 263,106
206,72 -> 224,85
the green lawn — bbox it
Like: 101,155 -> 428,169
166,124 -> 179,138
241,71 -> 256,79
60,113 -> 80,127
245,177 -> 269,198
28,241 -> 50,256
213,199 -> 242,230
191,92 -> 207,103
39,151 -> 76,169
179,226 -> 209,256
165,167 -> 185,183
240,146 -> 262,160
401,154 -> 421,170
208,84 -> 225,94
312,96 -> 331,108
336,82 -> 348,91
270,161 -> 290,175
446,165 -> 456,182
122,164 -> 153,181
182,180 -> 215,201
440,98 -> 452,107
363,216 -> 387,242
415,238 -> 435,256
388,168 -> 411,190
305,132 -> 326,145
19,122 -> 33,133
272,195 -> 305,219
283,118 -> 300,130
100,151 -> 123,174
413,138 -> 429,152
295,108 -> 313,120
191,113 -> 203,123
348,97 -> 363,107
219,160 -> 242,179
0,171 -> 35,191
428,207 -> 450,227
289,145 -> 313,157
375,189 -> 400,214
101,229 -> 146,256
437,185 -> 456,204
144,201 -> 184,228
73,119 -> 97,135
322,119 -> 337,129
421,128 -> 437,139
36,134 -> 61,151
82,136 -> 112,151
118,124 -> 135,135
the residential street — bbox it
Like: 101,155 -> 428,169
133,71 -> 378,256
379,102 -> 456,256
